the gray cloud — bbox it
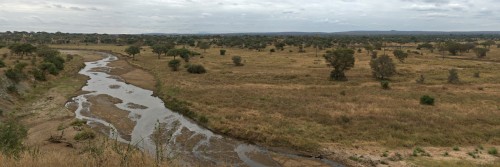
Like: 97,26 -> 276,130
0,0 -> 498,33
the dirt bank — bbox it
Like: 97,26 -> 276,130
108,59 -> 156,91
85,94 -> 136,140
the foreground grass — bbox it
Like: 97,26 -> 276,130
50,44 -> 500,154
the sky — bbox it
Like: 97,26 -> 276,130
0,0 -> 498,34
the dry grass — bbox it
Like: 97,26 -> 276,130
0,136 -> 172,167
49,44 -> 500,153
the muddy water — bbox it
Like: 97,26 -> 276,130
67,52 -> 343,167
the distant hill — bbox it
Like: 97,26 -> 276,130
143,31 -> 500,36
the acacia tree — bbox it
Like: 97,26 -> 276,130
393,50 -> 408,63
125,46 -> 140,60
473,48 -> 489,58
152,44 -> 167,59
325,48 -> 355,81
198,41 -> 210,53
370,55 -> 396,80
9,43 -> 37,59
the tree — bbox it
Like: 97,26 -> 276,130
125,46 -> 140,60
364,44 -> 374,56
8,43 -> 37,59
325,48 -> 355,81
232,56 -> 243,66
198,41 -> 210,53
36,45 -> 60,61
370,55 -> 396,80
480,40 -> 496,48
473,48 -> 489,58
168,59 -> 181,71
152,44 -> 167,59
393,50 -> 408,63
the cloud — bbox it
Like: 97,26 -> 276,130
0,0 -> 498,33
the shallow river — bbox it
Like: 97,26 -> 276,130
66,51 -> 343,167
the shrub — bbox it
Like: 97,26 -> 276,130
39,62 -> 59,75
43,54 -> 65,70
187,64 -> 206,74
33,68 -> 46,81
168,59 -> 181,71
448,69 -> 460,84
381,80 -> 390,89
420,95 -> 435,105
0,119 -> 27,158
0,59 -> 5,68
70,119 -> 87,127
7,85 -> 17,94
488,147 -> 498,155
220,49 -> 226,56
453,146 -> 460,151
199,115 -> 208,124
74,131 -> 96,141
270,48 -> 276,53
232,56 -> 244,66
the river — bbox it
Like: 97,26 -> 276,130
66,51 -> 343,167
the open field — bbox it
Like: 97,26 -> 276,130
49,43 -> 500,165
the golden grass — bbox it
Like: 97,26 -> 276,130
48,44 -> 500,153
0,137 -> 172,167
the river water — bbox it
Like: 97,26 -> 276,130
66,51 -> 343,167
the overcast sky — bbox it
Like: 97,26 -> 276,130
0,0 -> 498,34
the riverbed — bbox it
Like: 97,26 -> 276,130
66,51 -> 343,167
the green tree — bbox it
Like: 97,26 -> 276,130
168,59 -> 181,71
370,55 -> 396,80
36,45 -> 60,58
198,41 -> 210,53
393,50 -> 408,63
473,48 -> 489,58
8,43 -> 37,59
152,44 -> 167,59
325,48 -> 355,81
125,46 -> 141,60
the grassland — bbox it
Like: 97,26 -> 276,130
49,44 -> 500,165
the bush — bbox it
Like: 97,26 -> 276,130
39,62 -> 59,75
488,147 -> 498,155
448,69 -> 460,84
70,119 -> 87,127
199,115 -> 208,124
420,95 -> 435,105
6,85 -> 17,94
220,49 -> 226,56
381,80 -> 390,89
168,59 -> 181,71
33,68 -> 46,81
0,59 -> 5,68
187,64 -> 206,74
74,131 -> 96,141
232,56 -> 243,66
0,119 -> 27,158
